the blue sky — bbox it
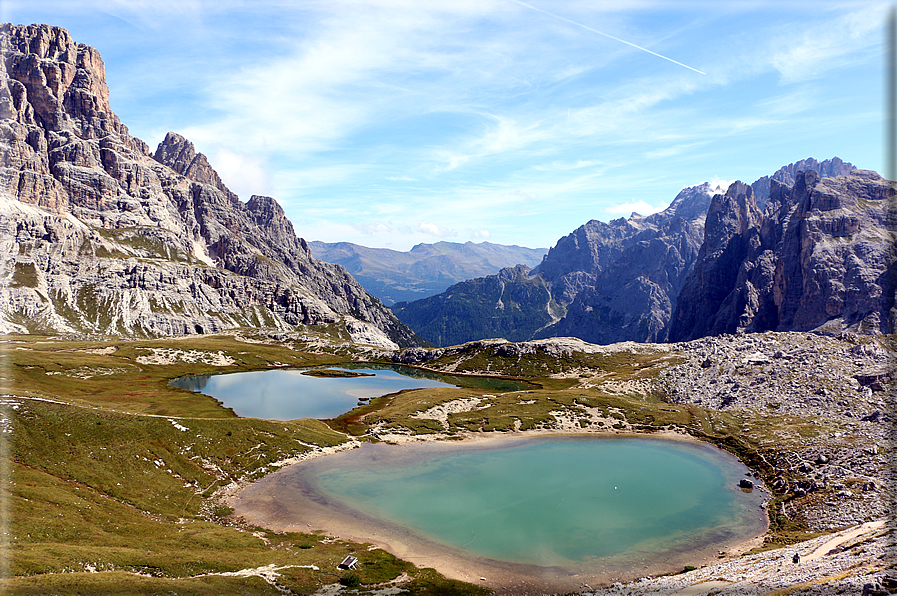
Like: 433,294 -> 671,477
2,1 -> 889,250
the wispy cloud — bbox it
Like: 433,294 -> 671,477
8,0 -> 881,249
769,6 -> 886,83
645,142 -> 709,160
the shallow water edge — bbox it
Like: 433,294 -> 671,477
230,431 -> 770,594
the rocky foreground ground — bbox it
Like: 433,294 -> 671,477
636,331 -> 894,595
593,519 -> 892,595
659,331 -> 893,532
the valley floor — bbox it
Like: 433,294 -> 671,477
2,329 -> 893,595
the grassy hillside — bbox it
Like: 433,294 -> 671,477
0,333 -> 488,595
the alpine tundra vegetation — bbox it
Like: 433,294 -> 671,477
0,21 -> 894,596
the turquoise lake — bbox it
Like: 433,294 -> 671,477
288,436 -> 767,571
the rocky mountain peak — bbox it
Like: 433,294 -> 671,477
394,158 -> 890,348
153,132 -> 234,196
775,157 -> 854,185
669,168 -> 895,341
395,181 -> 723,346
751,157 -> 855,208
660,182 -> 718,222
1,23 -> 126,140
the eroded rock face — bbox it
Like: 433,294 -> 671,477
751,156 -> 856,210
0,23 -> 420,347
669,170 -> 897,341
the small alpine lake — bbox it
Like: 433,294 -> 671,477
170,364 -> 533,420
233,435 -> 768,591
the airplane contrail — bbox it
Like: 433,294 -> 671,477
509,0 -> 706,75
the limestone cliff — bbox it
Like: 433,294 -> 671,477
669,169 -> 896,340
0,23 -> 420,347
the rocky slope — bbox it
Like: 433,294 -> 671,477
0,23 -> 420,347
309,240 -> 547,305
392,158 -> 884,347
669,169 -> 897,341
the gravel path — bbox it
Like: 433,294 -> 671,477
591,519 -> 892,595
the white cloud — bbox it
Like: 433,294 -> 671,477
604,200 -> 666,217
207,148 -> 271,199
471,229 -> 491,239
353,222 -> 393,235
417,222 -> 456,237
707,178 -> 733,193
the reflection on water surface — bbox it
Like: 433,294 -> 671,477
170,364 -> 532,420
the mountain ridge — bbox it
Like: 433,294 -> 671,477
309,239 -> 546,305
0,23 -> 421,348
392,158 -> 894,347
392,180 -> 721,346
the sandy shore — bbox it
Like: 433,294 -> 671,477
229,431 -> 770,594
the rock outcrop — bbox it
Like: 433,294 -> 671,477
669,169 -> 897,341
0,23 -> 420,347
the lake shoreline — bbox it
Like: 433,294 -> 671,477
227,429 -> 771,594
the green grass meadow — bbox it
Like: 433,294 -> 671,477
0,332 -> 830,593
1,334 -> 490,595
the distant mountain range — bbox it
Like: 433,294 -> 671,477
308,241 -> 547,305
392,157 -> 895,347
